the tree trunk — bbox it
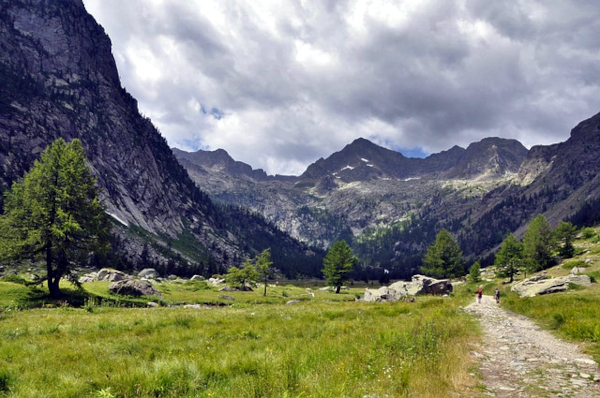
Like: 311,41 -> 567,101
336,285 -> 341,294
263,276 -> 267,296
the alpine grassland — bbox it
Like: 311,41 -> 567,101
0,280 -> 479,398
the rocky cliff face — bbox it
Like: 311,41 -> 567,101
0,0 -> 321,276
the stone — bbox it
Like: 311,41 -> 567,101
511,274 -> 592,297
147,301 -> 159,308
286,300 -> 301,305
138,268 -> 159,279
219,295 -> 235,301
109,279 -> 162,297
97,268 -> 130,282
190,275 -> 205,281
570,266 -> 586,275
358,275 -> 452,302
208,277 -> 225,286
219,286 -> 238,292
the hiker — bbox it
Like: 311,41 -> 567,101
495,288 -> 500,304
477,288 -> 483,304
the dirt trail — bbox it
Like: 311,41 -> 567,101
464,295 -> 600,397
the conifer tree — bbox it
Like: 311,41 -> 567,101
522,214 -> 556,273
494,233 -> 523,283
421,229 -> 463,278
256,248 -> 273,296
322,240 -> 357,293
0,138 -> 110,297
554,221 -> 577,259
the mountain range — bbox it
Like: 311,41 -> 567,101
2,0 -> 600,280
174,114 -> 600,278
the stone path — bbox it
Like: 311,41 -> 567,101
464,295 -> 600,397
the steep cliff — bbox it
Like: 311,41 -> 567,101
0,0 -> 322,277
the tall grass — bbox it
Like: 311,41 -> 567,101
0,297 -> 478,397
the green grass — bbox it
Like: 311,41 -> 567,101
0,281 -> 478,397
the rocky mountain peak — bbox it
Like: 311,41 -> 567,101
447,137 -> 529,179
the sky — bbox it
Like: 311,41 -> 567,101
82,0 -> 600,176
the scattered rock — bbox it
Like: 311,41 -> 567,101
219,286 -> 238,292
147,301 -> 159,308
286,300 -> 301,305
219,295 -> 235,301
190,275 -> 205,281
109,279 -> 162,297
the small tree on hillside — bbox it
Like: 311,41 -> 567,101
523,214 -> 556,273
323,240 -> 357,293
421,229 -> 464,279
468,261 -> 481,283
256,248 -> 273,296
0,138 -> 110,298
494,233 -> 523,283
554,221 -> 577,259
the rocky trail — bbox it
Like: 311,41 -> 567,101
464,295 -> 600,397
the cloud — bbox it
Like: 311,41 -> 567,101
83,0 -> 600,175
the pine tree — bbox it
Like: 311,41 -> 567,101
0,138 -> 110,298
494,233 -> 523,283
554,221 -> 577,259
522,214 -> 556,273
322,240 -> 357,293
421,229 -> 464,278
468,261 -> 481,283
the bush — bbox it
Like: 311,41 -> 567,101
581,227 -> 596,240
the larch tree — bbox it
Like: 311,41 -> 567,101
322,240 -> 357,293
421,228 -> 464,279
0,138 -> 110,298
522,214 -> 556,273
256,248 -> 273,296
494,233 -> 523,283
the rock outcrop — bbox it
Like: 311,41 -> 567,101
511,274 -> 592,298
358,275 -> 453,302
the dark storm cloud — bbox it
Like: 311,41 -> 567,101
83,0 -> 600,175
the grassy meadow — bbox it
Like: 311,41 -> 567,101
0,280 -> 480,398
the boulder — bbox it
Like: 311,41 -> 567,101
570,266 -> 586,275
138,268 -> 159,279
219,295 -> 235,301
219,286 -> 238,292
359,275 -> 452,302
511,274 -> 592,297
190,275 -> 205,281
78,272 -> 98,283
286,300 -> 301,305
208,277 -> 225,286
97,268 -> 130,282
109,279 -> 162,297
